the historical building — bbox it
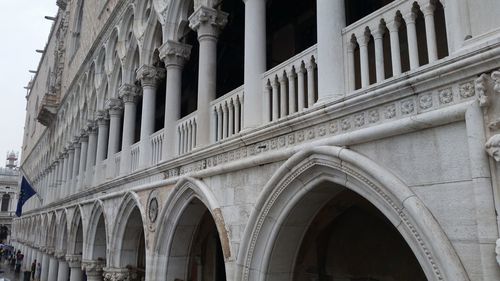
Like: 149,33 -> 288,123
0,152 -> 20,243
11,0 -> 500,280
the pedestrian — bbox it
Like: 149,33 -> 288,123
31,259 -> 37,279
35,262 -> 41,281
15,250 -> 23,273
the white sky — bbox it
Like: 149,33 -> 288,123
0,1 -> 58,166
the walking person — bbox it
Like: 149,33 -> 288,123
34,262 -> 41,281
31,259 -> 37,280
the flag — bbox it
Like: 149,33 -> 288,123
15,176 -> 37,217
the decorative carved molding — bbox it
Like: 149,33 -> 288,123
159,40 -> 192,67
136,65 -> 165,88
82,259 -> 105,276
188,6 -> 228,38
119,84 -> 139,103
103,267 -> 130,281
106,98 -> 123,116
486,134 -> 500,162
65,254 -> 81,268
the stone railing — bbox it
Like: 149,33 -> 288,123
150,129 -> 164,165
343,0 -> 448,92
176,112 -> 198,155
263,45 -> 318,122
130,142 -> 140,172
211,86 -> 244,142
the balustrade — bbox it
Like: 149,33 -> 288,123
130,143 -> 140,172
150,129 -> 164,165
211,86 -> 244,142
176,112 -> 198,155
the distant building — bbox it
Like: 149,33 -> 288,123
0,152 -> 20,243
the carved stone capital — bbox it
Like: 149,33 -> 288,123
106,98 -> 123,116
189,6 -> 228,39
136,65 -> 165,88
55,251 -> 66,260
66,254 -> 81,268
486,134 -> 500,162
103,267 -> 130,281
96,110 -> 109,126
87,121 -> 98,134
82,259 -> 105,276
159,40 -> 192,67
119,84 -> 139,104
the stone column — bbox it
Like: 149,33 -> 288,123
66,145 -> 75,196
106,98 -> 123,178
316,0 -> 346,101
136,65 -> 165,168
189,6 -> 228,147
41,251 -> 50,281
82,259 -> 104,281
422,2 -> 438,63
95,111 -> 109,184
78,132 -> 88,190
387,19 -> 402,76
159,40 -> 192,159
372,26 -> 385,83
47,254 -> 59,281
103,267 -> 130,281
403,10 -> 420,70
243,0 -> 266,128
85,123 -> 98,187
119,84 -> 139,175
357,33 -> 370,88
56,253 -> 69,281
66,255 -> 83,281
72,139 -> 81,193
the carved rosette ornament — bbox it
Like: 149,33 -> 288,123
136,65 -> 165,88
103,267 -> 130,281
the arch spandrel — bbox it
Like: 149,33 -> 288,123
237,146 -> 469,281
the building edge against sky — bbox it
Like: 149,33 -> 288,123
11,0 -> 500,281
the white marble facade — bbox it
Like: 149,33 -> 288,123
12,0 -> 500,281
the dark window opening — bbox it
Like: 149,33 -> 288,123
434,1 -> 449,59
415,4 -> 429,67
154,51 -> 166,132
216,0 -> 245,98
345,0 -> 395,26
266,0 -> 317,69
0,194 -> 9,212
180,11 -> 199,118
134,94 -> 142,144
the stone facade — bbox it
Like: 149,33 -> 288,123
12,0 -> 500,281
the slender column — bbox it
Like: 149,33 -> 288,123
306,62 -> 316,107
263,83 -> 271,122
222,103 -> 228,138
387,19 -> 402,76
106,99 -> 123,179
66,145 -> 75,196
95,111 -> 109,184
279,73 -> 287,118
217,107 -> 223,141
119,84 -> 138,175
136,65 -> 165,168
159,41 -> 191,159
316,0 -> 346,101
271,79 -> 279,120
82,260 -> 104,281
357,33 -> 370,88
228,102 -> 234,137
288,71 -> 297,114
422,2 -> 438,63
66,255 -> 83,281
72,141 -> 81,193
41,252 -> 50,281
346,41 -> 356,91
56,254 -> 69,281
78,133 -> 88,190
404,11 -> 420,69
297,67 -> 306,111
372,27 -> 385,83
234,99 -> 241,133
47,254 -> 59,281
243,0 -> 266,128
189,6 -> 228,146
85,124 -> 98,187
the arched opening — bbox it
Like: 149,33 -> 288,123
216,0 -> 245,98
117,206 -> 146,280
165,198 -> 227,281
180,2 -> 199,118
266,0 -> 317,69
1,194 -> 10,212
91,213 -> 107,261
434,0 -> 448,59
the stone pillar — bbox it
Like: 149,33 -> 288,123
82,259 -> 104,281
422,1 -> 438,63
106,98 -> 123,178
159,40 -> 192,159
316,0 -> 346,101
85,123 -> 98,187
41,251 -> 50,281
103,267 -> 130,281
189,6 -> 228,146
66,145 -> 75,196
56,254 -> 69,281
372,26 -> 385,83
136,65 -> 165,168
444,0 -> 471,53
357,33 -> 370,88
78,132 -> 88,190
403,10 -> 420,70
387,19 -> 402,76
72,140 -> 81,193
119,84 -> 139,175
47,254 -> 59,281
66,255 -> 83,281
95,111 -> 109,184
243,0 -> 266,128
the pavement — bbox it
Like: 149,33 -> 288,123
0,259 -> 27,281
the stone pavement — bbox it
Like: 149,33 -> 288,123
0,260 -> 26,281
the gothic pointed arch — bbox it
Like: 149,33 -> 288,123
237,146 -> 469,281
67,205 -> 85,256
84,200 -> 108,262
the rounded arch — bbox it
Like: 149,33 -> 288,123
84,200 -> 108,261
108,192 -> 147,268
237,146 -> 469,281
151,177 -> 231,280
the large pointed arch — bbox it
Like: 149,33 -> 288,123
237,146 -> 469,281
151,177 -> 231,280
67,205 -> 85,256
55,209 -> 69,254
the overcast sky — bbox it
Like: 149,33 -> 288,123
0,1 -> 58,167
